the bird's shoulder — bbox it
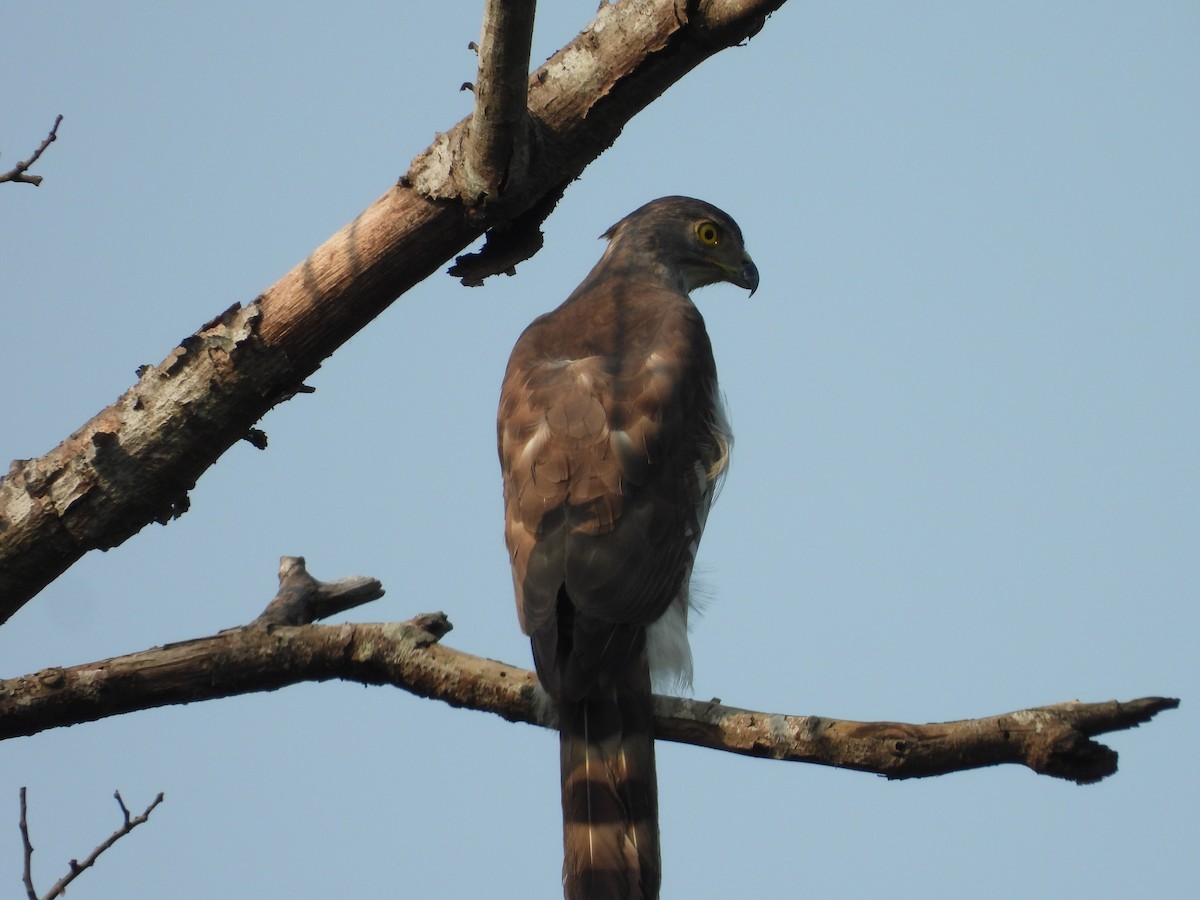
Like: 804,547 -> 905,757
508,276 -> 709,379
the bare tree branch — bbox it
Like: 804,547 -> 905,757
460,0 -> 538,204
254,556 -> 384,626
18,788 -> 164,900
0,116 -> 63,187
665,694 -> 1178,784
0,560 -> 1177,783
0,0 -> 788,623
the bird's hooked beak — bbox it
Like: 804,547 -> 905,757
732,251 -> 759,296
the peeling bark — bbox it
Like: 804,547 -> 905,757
0,304 -> 301,613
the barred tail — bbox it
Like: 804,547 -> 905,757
558,661 -> 660,900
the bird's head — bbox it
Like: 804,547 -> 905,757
601,196 -> 759,297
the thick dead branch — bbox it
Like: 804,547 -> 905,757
0,0 -> 787,622
0,116 -> 63,187
0,564 -> 1176,783
461,0 -> 538,204
0,304 -> 303,618
19,787 -> 164,900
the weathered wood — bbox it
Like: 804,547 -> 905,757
0,600 -> 1176,785
461,0 -> 538,202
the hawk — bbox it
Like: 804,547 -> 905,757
498,196 -> 757,899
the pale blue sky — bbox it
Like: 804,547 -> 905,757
2,3 -> 1196,897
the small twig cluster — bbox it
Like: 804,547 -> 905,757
18,787 -> 165,900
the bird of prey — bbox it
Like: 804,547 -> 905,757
498,196 -> 757,899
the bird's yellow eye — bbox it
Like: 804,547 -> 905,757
695,220 -> 721,246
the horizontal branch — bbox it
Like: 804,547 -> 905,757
662,694 -> 1178,784
0,593 -> 1176,784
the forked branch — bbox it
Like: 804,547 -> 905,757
19,787 -> 165,900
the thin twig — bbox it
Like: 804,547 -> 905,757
18,788 -> 165,900
0,116 -> 64,187
19,788 -> 36,900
